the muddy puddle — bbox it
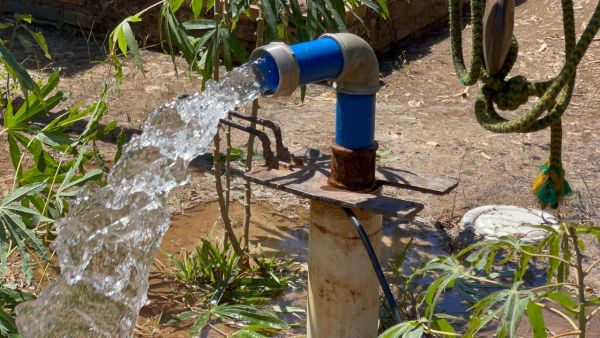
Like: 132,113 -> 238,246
138,200 -> 600,337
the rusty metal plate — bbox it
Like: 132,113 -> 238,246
376,167 -> 458,195
245,166 -> 423,218
294,148 -> 458,195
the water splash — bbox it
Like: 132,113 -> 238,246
16,64 -> 263,337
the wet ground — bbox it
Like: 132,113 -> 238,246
1,0 -> 600,336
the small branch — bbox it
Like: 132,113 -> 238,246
585,257 -> 600,274
529,282 -> 579,293
213,131 -> 243,256
208,323 -> 228,337
567,225 -> 587,338
450,147 -> 468,219
36,251 -> 56,292
224,124 -> 232,213
521,249 -> 575,267
586,306 -> 600,321
12,137 -> 36,190
136,0 -> 165,17
549,331 -> 582,338
536,302 -> 579,331
425,326 -> 462,337
466,274 -> 510,287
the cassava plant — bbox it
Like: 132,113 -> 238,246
380,223 -> 600,338
169,239 -> 293,336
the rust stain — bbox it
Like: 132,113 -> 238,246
329,140 -> 378,192
312,222 -> 382,239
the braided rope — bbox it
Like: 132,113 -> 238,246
449,0 -> 600,208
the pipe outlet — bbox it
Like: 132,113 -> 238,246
250,42 -> 300,97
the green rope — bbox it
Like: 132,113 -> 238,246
449,0 -> 600,208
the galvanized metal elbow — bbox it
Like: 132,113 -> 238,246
321,33 -> 380,96
249,33 -> 380,97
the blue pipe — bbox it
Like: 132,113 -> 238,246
336,93 -> 376,149
251,35 -> 377,150
289,38 -> 344,86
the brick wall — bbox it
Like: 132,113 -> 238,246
2,0 -> 453,54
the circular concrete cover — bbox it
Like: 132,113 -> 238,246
461,205 -> 559,243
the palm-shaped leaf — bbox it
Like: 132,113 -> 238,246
0,182 -> 49,281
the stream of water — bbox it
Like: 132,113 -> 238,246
15,64 -> 263,337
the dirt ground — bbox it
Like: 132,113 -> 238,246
1,0 -> 600,337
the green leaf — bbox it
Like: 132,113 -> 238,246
216,305 -> 289,330
232,329 -> 268,338
122,22 -> 144,72
163,5 -> 197,68
527,302 -> 547,338
2,183 -> 45,206
114,129 -> 128,163
78,87 -> 108,140
433,319 -> 456,338
27,29 -> 51,59
0,308 -> 18,336
169,0 -> 185,12
16,34 -> 34,53
15,14 -> 33,24
7,133 -> 22,173
183,19 -> 217,30
4,205 -> 53,223
0,214 -> 31,280
117,28 -> 128,56
58,169 -> 103,193
0,41 -> 41,97
260,0 -> 278,38
189,311 -> 211,336
219,28 -> 233,71
168,310 -> 200,323
36,132 -> 76,148
191,0 -> 204,19
496,285 -> 530,338
378,321 -> 421,338
545,291 -> 578,313
227,33 -> 248,63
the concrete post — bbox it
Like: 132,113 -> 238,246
307,200 -> 383,338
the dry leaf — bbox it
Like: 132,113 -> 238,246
388,130 -> 402,139
537,43 -> 547,53
408,99 -> 424,107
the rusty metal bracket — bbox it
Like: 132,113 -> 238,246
244,149 -> 459,218
217,112 -> 458,218
229,111 -> 293,163
219,118 -> 279,169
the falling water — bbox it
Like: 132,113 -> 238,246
15,64 -> 263,337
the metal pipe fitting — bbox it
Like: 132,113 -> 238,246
321,33 -> 380,95
329,140 -> 378,191
250,42 -> 300,97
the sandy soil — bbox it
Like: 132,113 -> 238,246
1,0 -> 600,336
